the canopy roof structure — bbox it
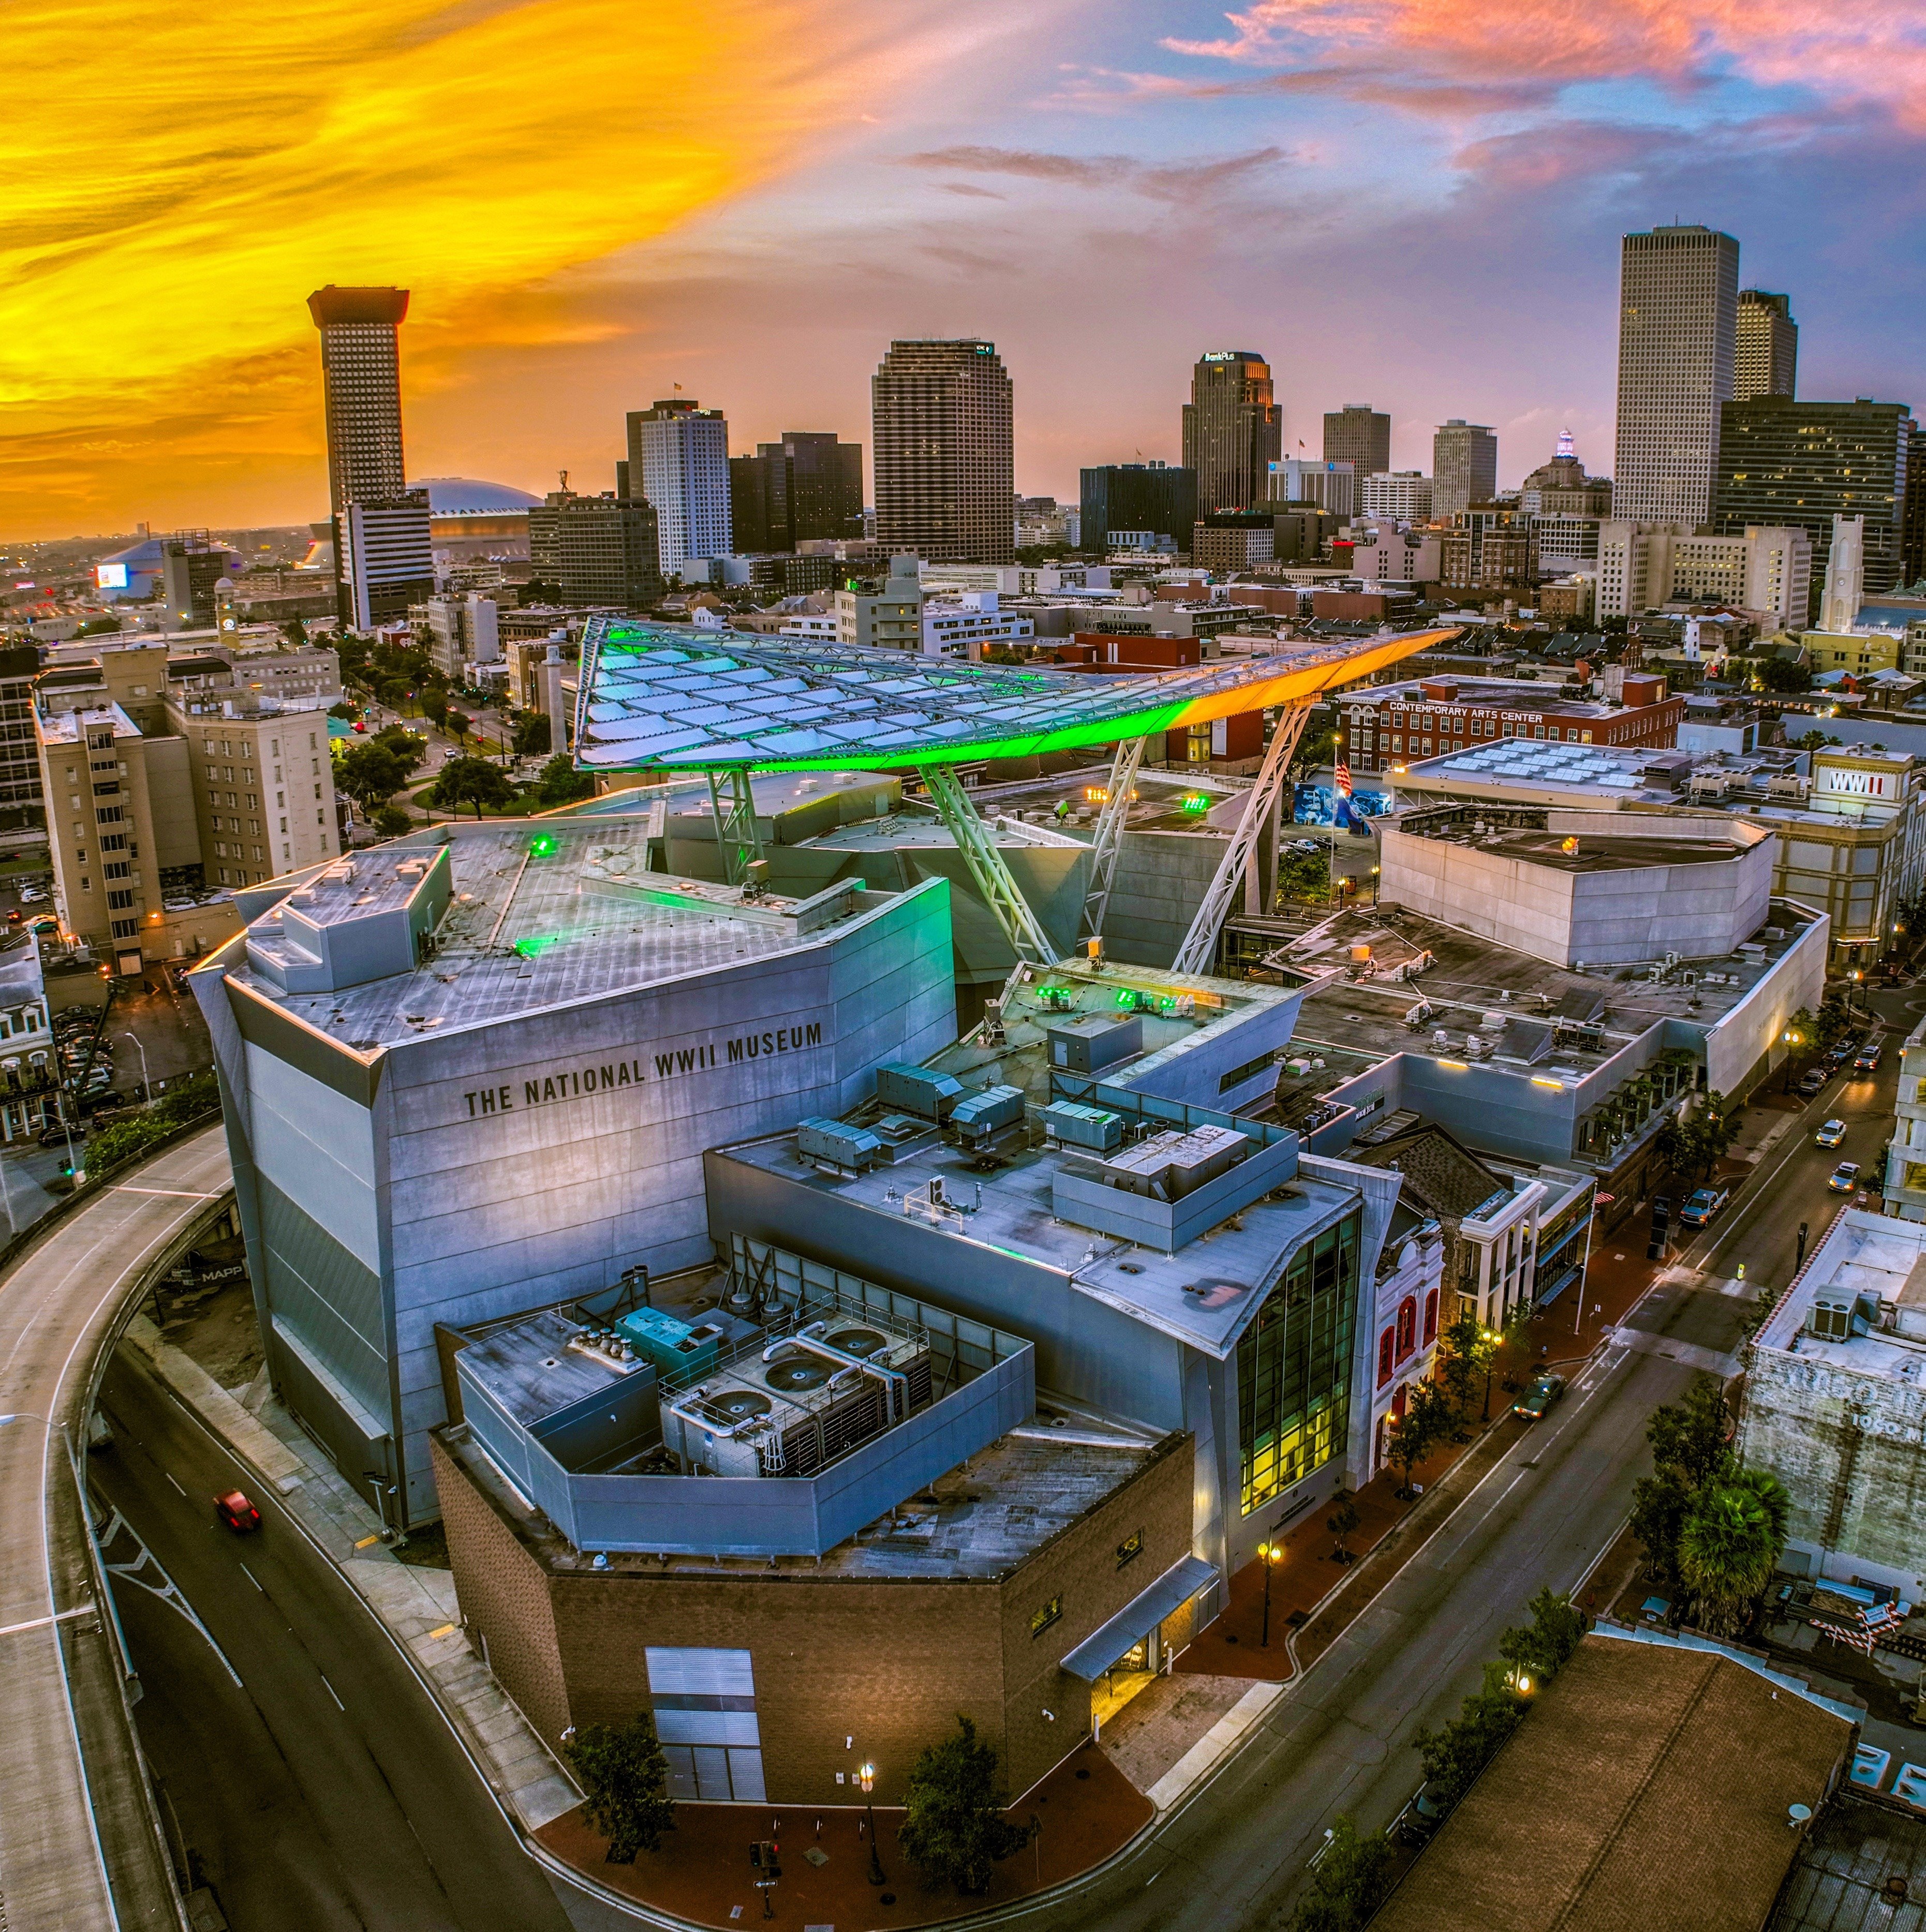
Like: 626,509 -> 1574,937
573,618 -> 1460,772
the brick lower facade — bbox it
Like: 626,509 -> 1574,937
431,1426 -> 1196,1805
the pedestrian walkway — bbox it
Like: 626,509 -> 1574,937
534,1740 -> 1150,1930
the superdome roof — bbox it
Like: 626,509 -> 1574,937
97,537 -> 169,568
410,477 -> 541,515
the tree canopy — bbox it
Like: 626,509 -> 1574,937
335,741 -> 407,813
898,1715 -> 1024,1894
1678,1466 -> 1791,1634
431,756 -> 516,819
562,1716 -> 675,1863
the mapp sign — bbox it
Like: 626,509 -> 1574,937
460,1019 -> 827,1121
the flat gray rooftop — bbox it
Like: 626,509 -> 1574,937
1265,899 -> 1817,1112
1471,828 -> 1745,873
216,819 -> 888,1050
721,1128 -> 1355,1358
442,1413 -> 1168,1581
1756,1210 -> 1926,1386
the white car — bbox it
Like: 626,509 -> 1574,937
1815,1119 -> 1848,1150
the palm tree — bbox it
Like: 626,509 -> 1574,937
1678,1466 -> 1790,1635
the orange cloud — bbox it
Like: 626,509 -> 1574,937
1,0 -> 953,535
1165,0 -> 1926,118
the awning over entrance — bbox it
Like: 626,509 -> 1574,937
1060,1555 -> 1219,1682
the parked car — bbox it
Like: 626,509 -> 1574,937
1796,1067 -> 1828,1097
1828,1038 -> 1859,1066
1396,1783 -> 1449,1846
1828,1161 -> 1863,1193
1678,1185 -> 1730,1227
1514,1373 -> 1566,1420
36,1120 -> 81,1147
214,1490 -> 261,1534
1816,1119 -> 1848,1149
78,1090 -> 123,1113
1853,1043 -> 1884,1074
18,887 -> 46,904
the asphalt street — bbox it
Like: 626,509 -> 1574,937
91,1342 -> 586,1932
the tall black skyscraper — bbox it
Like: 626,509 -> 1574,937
729,433 -> 864,552
1079,464 -> 1198,552
1713,396 -> 1915,622
1182,352 -> 1281,514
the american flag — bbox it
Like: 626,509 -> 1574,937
1336,759 -> 1352,798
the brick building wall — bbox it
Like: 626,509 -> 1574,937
1740,1348 -> 1926,1587
433,1427 -> 1195,1805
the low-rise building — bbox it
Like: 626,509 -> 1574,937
1340,672 -> 1684,777
1193,513 -> 1277,571
922,593 -> 1034,659
1392,736 -> 1926,967
1596,521 -> 1812,627
1740,1208 -> 1926,1593
835,555 -> 924,651
1885,1010 -> 1926,1220
1358,472 -> 1432,522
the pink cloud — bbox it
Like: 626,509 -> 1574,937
1164,1 -> 1926,125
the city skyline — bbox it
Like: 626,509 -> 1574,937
7,2 -> 1925,539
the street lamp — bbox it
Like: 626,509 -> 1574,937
1257,1538 -> 1284,1647
1370,865 -> 1381,905
858,1761 -> 885,1886
117,1032 -> 151,1104
1780,1027 -> 1803,1093
1479,1327 -> 1502,1422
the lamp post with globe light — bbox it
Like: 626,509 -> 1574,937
860,1762 -> 885,1886
1257,1538 -> 1284,1646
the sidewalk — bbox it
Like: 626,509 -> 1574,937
535,1740 -> 1150,1930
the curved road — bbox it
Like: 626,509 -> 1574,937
0,1125 -> 231,1931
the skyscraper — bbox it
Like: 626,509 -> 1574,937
1182,352 -> 1281,514
306,285 -> 432,627
1613,225 -> 1740,524
1736,291 -> 1798,402
626,398 -> 731,578
1323,404 -> 1391,478
1079,463 -> 1198,553
728,433 -> 864,553
1432,421 -> 1498,519
871,340 -> 1014,563
1713,396 -> 1915,623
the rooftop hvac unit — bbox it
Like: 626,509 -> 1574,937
1768,776 -> 1810,800
1811,1299 -> 1852,1342
1046,1013 -> 1143,1074
1099,1124 -> 1250,1200
798,1116 -> 884,1173
951,1083 -> 1025,1145
1042,1101 -> 1124,1152
614,1306 -> 725,1381
874,1062 -> 965,1121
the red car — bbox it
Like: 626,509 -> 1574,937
214,1489 -> 261,1533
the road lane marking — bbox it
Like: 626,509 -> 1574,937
0,1603 -> 96,1639
320,1673 -> 345,1711
165,1472 -> 185,1496
239,1562 -> 263,1593
117,1187 -> 224,1199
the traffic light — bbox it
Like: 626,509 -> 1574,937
749,1842 -> 762,1870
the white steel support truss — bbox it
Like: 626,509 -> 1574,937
1170,703 -> 1312,977
705,767 -> 763,887
1078,735 -> 1152,946
918,762 -> 1061,967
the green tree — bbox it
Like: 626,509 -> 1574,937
327,701 -> 358,720
535,753 -> 596,807
562,1715 -> 675,1863
898,1715 -> 1021,1895
1678,1466 -> 1791,1635
335,742 -> 406,815
1647,1373 -> 1732,1489
370,724 -> 426,777
72,616 -> 121,638
1327,1496 -> 1361,1563
1285,1815 -> 1395,1932
1497,1587 -> 1584,1686
446,708 -> 471,746
373,804 -> 413,838
283,614 -> 308,647
1629,1468 -> 1692,1593
513,712 -> 553,758
418,689 -> 450,730
432,756 -> 516,819
1755,657 -> 1812,693
1412,1663 -> 1523,1809
1795,728 -> 1832,752
1435,1313 -> 1484,1428
1387,1378 -> 1453,1498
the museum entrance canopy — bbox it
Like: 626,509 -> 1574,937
573,619 -> 1459,774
